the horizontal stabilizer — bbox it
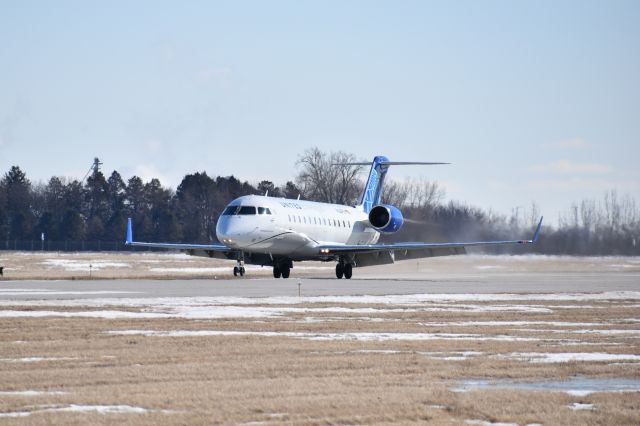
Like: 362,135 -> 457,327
333,161 -> 450,166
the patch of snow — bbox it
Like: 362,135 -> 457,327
41,259 -> 131,271
53,404 -> 150,414
108,329 -> 540,342
420,321 -> 603,327
568,403 -> 594,411
5,292 -> 640,310
566,390 -> 594,397
498,352 -> 640,363
561,329 -> 640,336
0,411 -> 31,417
453,377 -> 640,396
465,420 -> 518,426
438,351 -> 484,361
0,404 -> 176,417
0,357 -> 77,363
0,310 -> 169,319
300,316 -> 393,323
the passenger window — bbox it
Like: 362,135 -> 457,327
343,220 -> 346,227
238,206 -> 256,215
288,215 -> 291,222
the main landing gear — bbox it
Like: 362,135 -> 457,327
335,261 -> 353,279
273,259 -> 293,279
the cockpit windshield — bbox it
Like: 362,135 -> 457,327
222,206 -> 272,216
237,206 -> 256,215
222,206 -> 238,215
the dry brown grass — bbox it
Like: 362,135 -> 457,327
1,292 -> 639,425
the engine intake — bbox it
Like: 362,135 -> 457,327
368,205 -> 404,233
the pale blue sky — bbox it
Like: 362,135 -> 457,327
1,1 -> 639,224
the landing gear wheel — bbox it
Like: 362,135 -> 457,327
281,266 -> 290,279
233,266 -> 239,277
239,267 -> 245,277
335,263 -> 344,279
273,266 -> 281,278
344,263 -> 353,279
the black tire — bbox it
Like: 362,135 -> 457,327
281,266 -> 290,279
239,267 -> 245,277
233,267 -> 238,277
344,263 -> 353,279
273,266 -> 281,278
335,263 -> 344,279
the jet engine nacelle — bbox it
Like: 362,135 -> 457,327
368,204 -> 404,233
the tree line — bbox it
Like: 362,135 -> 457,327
1,148 -> 638,255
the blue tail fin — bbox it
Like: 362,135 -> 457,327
126,217 -> 133,244
334,156 -> 449,213
360,156 -> 391,213
354,156 -> 450,213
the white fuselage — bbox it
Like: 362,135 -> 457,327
215,195 -> 379,259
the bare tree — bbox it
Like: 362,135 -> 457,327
295,148 -> 363,205
382,177 -> 444,210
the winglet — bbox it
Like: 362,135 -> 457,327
126,217 -> 133,244
531,216 -> 543,243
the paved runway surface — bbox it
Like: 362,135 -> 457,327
1,271 -> 638,300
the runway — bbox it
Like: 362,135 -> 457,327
1,271 -> 639,300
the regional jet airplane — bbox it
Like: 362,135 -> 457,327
126,156 -> 542,279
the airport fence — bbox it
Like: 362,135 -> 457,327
0,240 -> 161,252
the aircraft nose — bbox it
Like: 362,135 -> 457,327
216,217 -> 250,247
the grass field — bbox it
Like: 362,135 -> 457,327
0,253 -> 639,424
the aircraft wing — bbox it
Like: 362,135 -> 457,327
124,218 -> 234,260
317,217 -> 543,267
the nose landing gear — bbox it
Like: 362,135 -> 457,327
233,255 -> 245,277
